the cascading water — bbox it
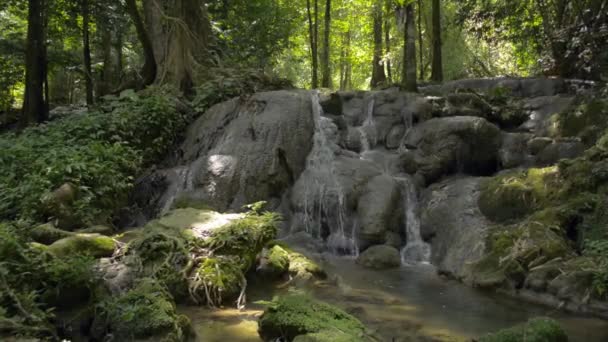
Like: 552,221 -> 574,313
399,177 -> 431,264
358,97 -> 376,154
398,107 -> 415,153
296,91 -> 359,256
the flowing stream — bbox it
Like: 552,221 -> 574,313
182,254 -> 608,341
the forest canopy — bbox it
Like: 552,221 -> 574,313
1,0 -> 606,127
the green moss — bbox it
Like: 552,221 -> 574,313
94,278 -> 191,341
205,211 -> 280,270
258,294 -> 367,341
30,222 -> 74,244
155,207 -> 215,232
47,233 -> 116,258
293,330 -> 363,342
261,245 -> 290,277
191,256 -> 244,305
479,167 -> 559,222
557,98 -> 608,146
478,317 -> 568,342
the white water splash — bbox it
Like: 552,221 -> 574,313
398,177 -> 431,264
398,107 -> 415,153
358,97 -> 376,154
296,91 -> 359,256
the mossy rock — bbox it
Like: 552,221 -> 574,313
258,294 -> 367,341
293,330 -> 362,342
478,317 -> 568,342
191,256 -> 244,305
76,225 -> 114,236
155,207 -> 215,232
47,233 -> 116,258
93,278 -> 192,341
557,98 -> 608,146
479,167 -> 559,222
257,245 -> 290,279
356,245 -> 401,269
30,222 -> 74,244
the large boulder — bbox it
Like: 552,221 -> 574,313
536,140 -> 585,166
356,245 -> 401,269
133,90 -> 315,216
404,116 -> 502,184
258,294 -> 367,342
420,177 -> 491,278
356,175 -> 403,249
499,132 -> 534,169
47,233 -> 116,258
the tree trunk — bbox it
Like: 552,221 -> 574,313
22,0 -> 48,126
98,26 -> 113,97
371,0 -> 387,89
115,33 -> 124,82
402,4 -> 417,91
417,0 -> 423,80
321,0 -> 331,88
431,0 -> 443,82
125,0 -> 156,88
82,0 -> 94,105
142,0 -> 211,95
307,0 -> 319,89
384,0 -> 392,83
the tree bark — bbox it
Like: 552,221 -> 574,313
98,25 -> 113,97
371,0 -> 387,89
82,0 -> 94,105
402,4 -> 417,91
321,0 -> 331,88
125,0 -> 156,88
384,0 -> 392,83
431,0 -> 443,82
307,0 -> 319,88
417,0 -> 423,80
22,0 -> 48,126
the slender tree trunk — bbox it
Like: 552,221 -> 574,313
307,0 -> 319,88
417,0 -> 424,80
99,26 -> 113,97
115,33 -> 124,82
22,0 -> 48,126
431,0 -> 443,82
82,0 -> 94,105
402,4 -> 417,91
384,0 -> 392,83
321,0 -> 331,88
125,0 -> 156,88
371,0 -> 387,88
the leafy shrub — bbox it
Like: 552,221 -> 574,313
0,87 -> 188,226
584,239 -> 608,299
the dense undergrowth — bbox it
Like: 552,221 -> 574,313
0,70 -> 293,341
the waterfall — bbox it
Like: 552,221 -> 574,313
399,177 -> 431,264
296,91 -> 359,256
358,97 -> 376,153
398,108 -> 414,153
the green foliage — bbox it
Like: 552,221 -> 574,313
557,98 -> 608,147
583,240 -> 608,299
192,68 -> 293,112
478,317 -> 568,342
0,88 -> 187,225
0,222 -> 97,339
258,293 -> 367,341
94,278 -> 191,341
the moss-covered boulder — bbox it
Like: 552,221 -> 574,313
478,317 -> 568,342
258,294 -> 367,341
257,245 -> 291,279
356,245 -> 401,269
479,167 -> 559,222
30,222 -> 74,244
92,278 -> 192,341
47,233 -> 116,258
